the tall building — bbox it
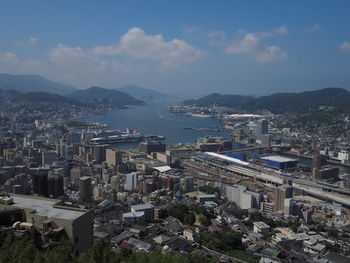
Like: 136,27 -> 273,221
79,176 -> 92,202
274,184 -> 293,212
48,174 -> 64,198
106,148 -> 123,166
225,184 -> 262,209
125,172 -> 138,191
255,119 -> 268,139
42,150 -> 58,168
32,172 -> 49,197
93,145 -> 107,164
139,141 -> 166,154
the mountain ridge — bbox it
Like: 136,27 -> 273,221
0,73 -> 78,95
118,84 -> 172,99
184,87 -> 350,113
68,86 -> 144,106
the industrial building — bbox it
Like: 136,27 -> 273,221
260,156 -> 298,170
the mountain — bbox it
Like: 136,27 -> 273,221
0,73 -> 78,95
68,87 -> 144,106
184,93 -> 254,108
118,84 -> 171,99
184,88 -> 350,113
0,88 -> 76,105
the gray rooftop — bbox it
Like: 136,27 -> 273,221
123,211 -> 145,218
11,195 -> 86,220
260,155 -> 297,163
131,203 -> 154,211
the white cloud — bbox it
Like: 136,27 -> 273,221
339,41 -> 350,54
211,26 -> 288,62
0,52 -> 48,74
224,33 -> 260,54
91,27 -> 205,67
255,46 -> 288,62
48,44 -> 137,74
304,24 -> 321,34
15,37 -> 38,46
49,44 -> 93,66
0,52 -> 20,63
183,26 -> 199,34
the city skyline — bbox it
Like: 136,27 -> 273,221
0,1 -> 350,96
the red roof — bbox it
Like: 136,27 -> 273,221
119,242 -> 132,248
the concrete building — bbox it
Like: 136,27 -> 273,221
253,221 -> 270,234
125,172 -> 138,191
197,136 -> 232,152
274,184 -> 293,212
284,198 -> 294,216
79,176 -> 92,202
32,172 -> 49,197
47,174 -> 64,198
122,211 -> 145,224
130,203 -> 154,222
197,194 -> 218,204
255,119 -> 268,139
139,141 -> 166,154
0,195 -> 93,253
225,184 -> 262,209
106,148 -> 123,166
93,145 -> 107,164
318,165 -> 339,180
42,150 -> 58,168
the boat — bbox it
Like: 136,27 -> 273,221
90,128 -> 142,143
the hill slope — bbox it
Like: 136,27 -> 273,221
184,93 -> 254,108
184,88 -> 350,113
0,73 -> 77,95
118,84 -> 171,99
68,87 -> 144,106
0,88 -> 77,105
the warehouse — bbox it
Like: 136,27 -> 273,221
260,156 -> 298,170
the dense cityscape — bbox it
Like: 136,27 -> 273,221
2,82 -> 350,263
2,1 -> 350,263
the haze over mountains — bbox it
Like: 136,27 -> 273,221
69,87 -> 144,105
0,73 -> 77,95
1,73 -> 349,113
118,84 -> 171,100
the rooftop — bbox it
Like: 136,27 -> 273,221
253,221 -> 270,229
131,203 -> 154,211
260,155 -> 298,163
205,152 -> 249,166
153,166 -> 172,173
123,211 -> 145,218
198,194 -> 217,199
9,195 -> 87,220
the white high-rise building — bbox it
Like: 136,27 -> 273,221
125,172 -> 138,191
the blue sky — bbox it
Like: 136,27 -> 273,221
0,0 -> 350,96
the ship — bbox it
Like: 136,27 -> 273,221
90,128 -> 142,144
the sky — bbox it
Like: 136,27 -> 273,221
0,0 -> 350,97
